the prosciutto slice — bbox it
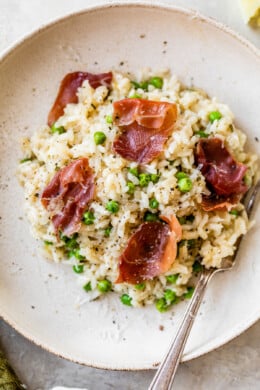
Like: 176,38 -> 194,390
113,98 -> 177,164
48,71 -> 113,126
41,158 -> 95,236
195,138 -> 248,210
201,194 -> 239,212
116,215 -> 182,284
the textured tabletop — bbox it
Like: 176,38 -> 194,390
0,1 -> 260,389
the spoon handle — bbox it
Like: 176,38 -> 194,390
149,180 -> 260,390
148,268 -> 214,390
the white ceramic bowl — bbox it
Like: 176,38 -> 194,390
0,2 -> 259,370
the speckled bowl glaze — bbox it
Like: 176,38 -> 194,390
0,2 -> 259,370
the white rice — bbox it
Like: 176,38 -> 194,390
17,70 -> 258,309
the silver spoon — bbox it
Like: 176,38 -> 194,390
149,180 -> 260,390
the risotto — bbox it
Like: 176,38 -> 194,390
17,69 -> 258,310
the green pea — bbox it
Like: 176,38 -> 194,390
83,281 -> 92,292
175,171 -> 188,180
150,173 -> 160,183
67,249 -> 76,259
149,198 -> 159,209
106,200 -> 119,213
127,181 -> 135,194
94,131 -> 106,145
67,239 -> 79,250
50,123 -> 66,134
135,282 -> 146,290
97,279 -> 112,293
83,211 -> 95,225
164,289 -> 176,304
131,80 -> 149,91
149,76 -> 163,89
61,232 -> 78,241
66,239 -> 78,249
104,225 -> 112,237
155,298 -> 168,312
229,209 -> 239,217
68,249 -> 85,261
120,294 -> 132,306
139,173 -> 151,187
192,261 -> 203,273
209,111 -> 222,123
61,233 -> 79,249
140,81 -> 149,91
131,80 -> 141,89
105,115 -> 113,124
128,167 -> 139,177
73,264 -> 84,274
129,93 -> 142,99
20,157 -> 32,163
166,274 -> 179,284
44,240 -> 53,246
178,177 -> 193,192
195,130 -> 209,138
144,212 -> 159,222
184,286 -> 194,299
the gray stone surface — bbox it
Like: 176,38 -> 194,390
0,1 -> 260,389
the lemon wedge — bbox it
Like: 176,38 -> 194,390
240,0 -> 260,26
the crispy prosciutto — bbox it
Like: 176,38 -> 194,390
48,71 -> 113,126
200,194 -> 239,212
113,98 -> 177,164
41,158 -> 95,236
116,215 -> 182,284
195,138 -> 248,211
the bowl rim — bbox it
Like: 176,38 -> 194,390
1,1 -> 259,64
0,0 -> 260,370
